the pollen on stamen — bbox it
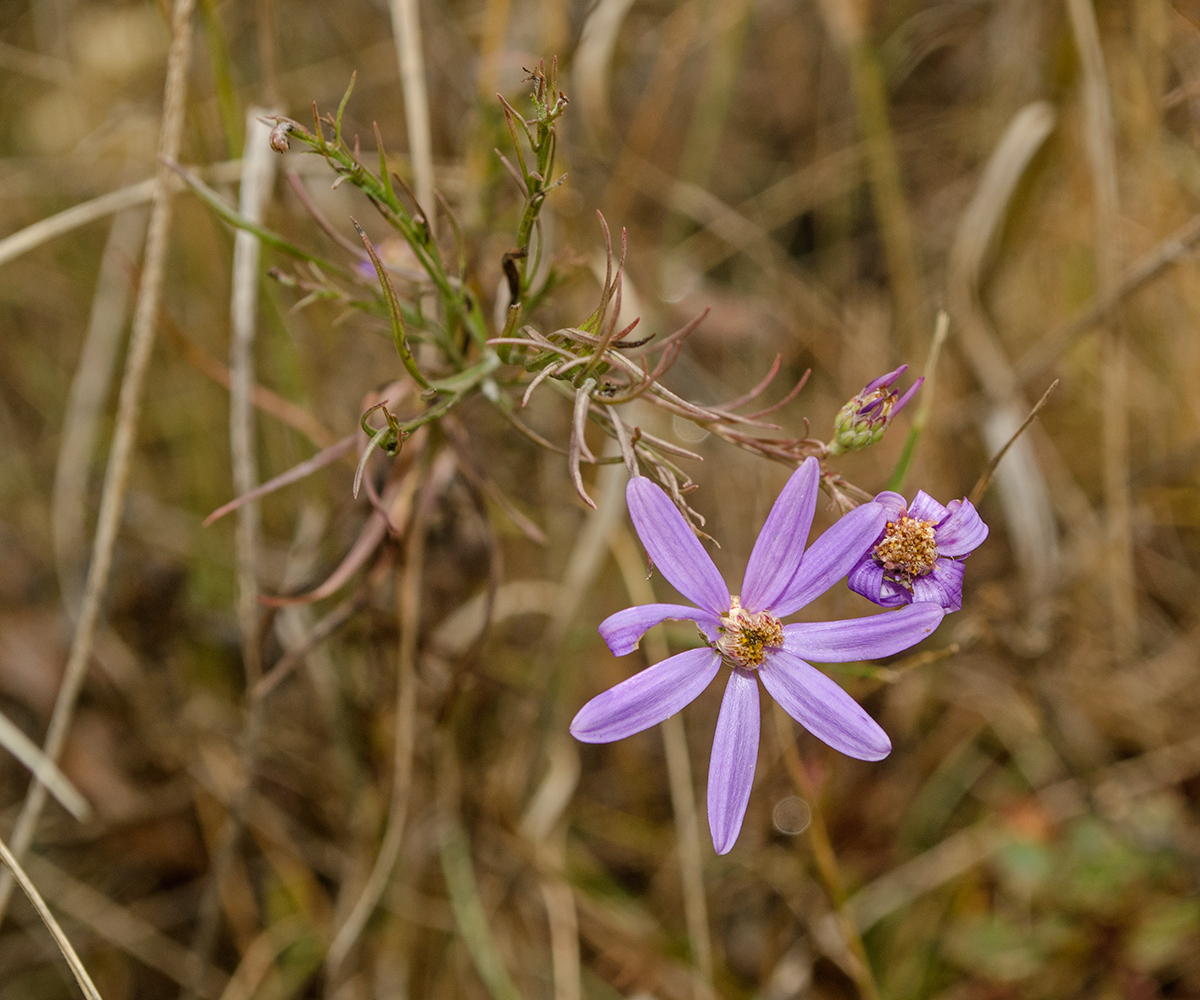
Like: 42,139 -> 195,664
715,597 -> 784,669
873,514 -> 938,588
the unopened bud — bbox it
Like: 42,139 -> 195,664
829,364 -> 923,455
268,121 -> 293,153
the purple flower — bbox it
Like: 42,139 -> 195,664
847,490 -> 989,613
829,364 -> 923,455
570,458 -> 947,854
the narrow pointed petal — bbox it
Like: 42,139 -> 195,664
708,668 -> 760,855
759,649 -> 891,761
936,498 -> 989,557
892,376 -> 924,414
912,561 -> 965,611
771,502 -> 887,617
570,647 -> 721,743
862,364 -> 906,394
740,458 -> 819,611
626,478 -> 730,614
782,602 -> 945,662
908,490 -> 949,523
599,603 -> 721,657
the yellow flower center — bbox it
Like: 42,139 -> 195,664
715,597 -> 784,669
872,515 -> 938,588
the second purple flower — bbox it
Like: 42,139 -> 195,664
847,490 -> 989,613
570,458 -> 947,855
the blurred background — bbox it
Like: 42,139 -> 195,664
2,0 -> 1200,997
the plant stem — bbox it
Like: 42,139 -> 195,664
773,702 -> 883,1000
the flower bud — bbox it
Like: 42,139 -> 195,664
828,364 -> 923,455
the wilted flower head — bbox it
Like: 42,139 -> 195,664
570,458 -> 947,854
829,364 -> 923,455
848,490 -> 988,612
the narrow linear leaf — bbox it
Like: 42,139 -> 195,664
353,218 -> 431,390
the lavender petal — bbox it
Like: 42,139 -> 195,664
781,602 -> 945,662
908,490 -> 949,523
893,376 -> 924,414
935,498 -> 989,557
707,668 -> 760,855
740,457 -> 819,612
862,364 -> 906,394
871,491 -> 909,522
599,603 -> 722,657
570,647 -> 721,743
771,502 -> 886,618
878,578 -> 912,607
847,555 -> 885,603
759,649 -> 891,761
912,560 -> 965,611
626,478 -> 730,615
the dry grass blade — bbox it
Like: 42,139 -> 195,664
167,319 -> 339,448
842,822 -> 1005,934
947,101 -> 1060,620
1066,0 -> 1135,660
0,835 -> 104,1000
438,740 -> 525,1000
431,579 -> 563,657
230,108 -> 280,690
816,0 -> 927,345
52,204 -> 147,615
326,451 -> 455,979
258,510 -> 388,607
388,0 -> 435,235
572,0 -> 637,147
609,525 -> 713,991
0,162 -> 243,270
948,102 -> 1055,402
215,915 -> 308,1000
0,708 -> 90,821
0,0 -> 199,923
252,582 -> 372,700
24,855 -> 229,999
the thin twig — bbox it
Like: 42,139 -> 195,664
0,0 -> 198,923
969,380 -> 1059,506
1014,212 -> 1200,385
203,436 -> 354,526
